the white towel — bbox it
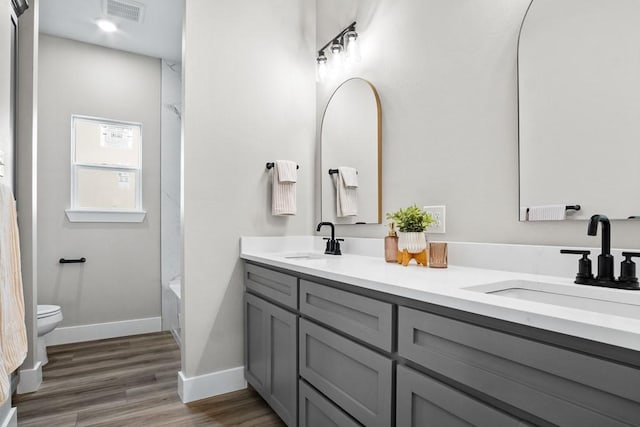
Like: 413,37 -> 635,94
0,184 -> 27,403
528,205 -> 566,221
272,160 -> 297,216
337,167 -> 358,217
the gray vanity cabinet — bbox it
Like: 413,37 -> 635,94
396,365 -> 526,427
244,261 -> 640,427
244,292 -> 298,426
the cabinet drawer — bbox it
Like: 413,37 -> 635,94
398,306 -> 640,427
245,263 -> 298,309
300,280 -> 393,351
299,380 -> 361,427
397,365 -> 525,427
299,319 -> 392,427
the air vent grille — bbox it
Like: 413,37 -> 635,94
104,0 -> 145,23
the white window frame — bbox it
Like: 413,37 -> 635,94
65,114 -> 146,223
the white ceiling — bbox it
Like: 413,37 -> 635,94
39,0 -> 184,61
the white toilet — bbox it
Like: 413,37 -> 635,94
37,305 -> 63,366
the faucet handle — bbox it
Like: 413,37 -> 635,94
323,237 -> 334,254
333,239 -> 343,255
560,249 -> 590,255
619,252 -> 640,284
560,249 -> 593,284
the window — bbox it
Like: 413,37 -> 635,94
66,115 -> 146,222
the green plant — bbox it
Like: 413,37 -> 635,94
386,204 -> 434,232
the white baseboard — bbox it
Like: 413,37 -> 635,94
0,408 -> 16,427
17,362 -> 42,394
47,317 -> 162,346
178,367 -> 246,403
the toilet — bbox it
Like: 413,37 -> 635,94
37,305 -> 63,366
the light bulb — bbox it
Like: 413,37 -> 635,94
316,53 -> 328,82
345,30 -> 360,63
330,40 -> 344,75
96,19 -> 117,32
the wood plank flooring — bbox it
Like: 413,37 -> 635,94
13,332 -> 284,426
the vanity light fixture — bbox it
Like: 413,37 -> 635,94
316,21 -> 359,82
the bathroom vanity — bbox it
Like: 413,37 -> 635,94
241,237 -> 640,427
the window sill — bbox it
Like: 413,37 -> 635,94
65,209 -> 147,223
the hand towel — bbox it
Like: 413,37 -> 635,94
0,184 -> 27,403
337,167 -> 358,217
272,160 -> 297,216
528,204 -> 566,221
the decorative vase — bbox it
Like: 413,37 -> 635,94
397,231 -> 427,254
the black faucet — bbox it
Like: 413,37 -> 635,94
316,222 -> 343,255
561,214 -> 640,290
588,214 -> 614,282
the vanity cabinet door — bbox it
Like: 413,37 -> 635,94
397,365 -> 525,427
246,263 -> 298,309
244,292 -> 297,426
299,380 -> 361,427
300,280 -> 393,351
299,318 -> 392,427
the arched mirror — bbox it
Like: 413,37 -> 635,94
321,78 -> 381,224
518,0 -> 640,220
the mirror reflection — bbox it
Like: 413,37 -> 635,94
321,78 -> 381,224
518,0 -> 640,221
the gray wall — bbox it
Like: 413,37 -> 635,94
37,35 -> 161,326
182,0 -> 316,377
16,0 -> 39,377
317,0 -> 640,249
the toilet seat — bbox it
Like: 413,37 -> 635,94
37,304 -> 61,319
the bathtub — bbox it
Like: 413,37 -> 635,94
165,277 -> 181,347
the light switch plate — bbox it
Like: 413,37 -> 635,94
0,150 -> 5,165
0,164 -> 5,178
424,205 -> 446,233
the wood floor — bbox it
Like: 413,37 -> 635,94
13,332 -> 284,427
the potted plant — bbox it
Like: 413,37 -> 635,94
386,205 -> 434,255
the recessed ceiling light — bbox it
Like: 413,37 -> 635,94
96,19 -> 117,32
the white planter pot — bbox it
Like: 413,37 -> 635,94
397,232 -> 427,254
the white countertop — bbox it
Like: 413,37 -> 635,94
240,236 -> 640,352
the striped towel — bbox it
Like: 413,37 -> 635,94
272,160 -> 297,216
337,167 -> 358,217
0,184 -> 27,403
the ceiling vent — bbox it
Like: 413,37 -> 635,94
103,0 -> 145,23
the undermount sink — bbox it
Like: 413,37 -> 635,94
465,280 -> 640,320
281,252 -> 327,260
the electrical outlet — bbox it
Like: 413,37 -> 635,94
424,205 -> 446,233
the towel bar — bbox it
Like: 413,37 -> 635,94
328,169 -> 358,175
526,205 -> 581,213
266,162 -> 299,170
59,257 -> 86,264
